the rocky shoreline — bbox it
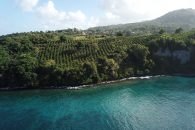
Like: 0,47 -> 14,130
66,75 -> 165,90
1,74 -> 195,91
0,75 -> 165,91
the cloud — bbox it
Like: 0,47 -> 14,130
100,0 -> 195,25
87,17 -> 100,27
35,0 -> 87,29
68,10 -> 86,23
100,0 -> 147,24
15,0 -> 195,30
17,0 -> 39,11
105,12 -> 119,20
36,1 -> 66,22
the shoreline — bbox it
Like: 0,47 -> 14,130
66,75 -> 164,90
0,75 -> 165,91
0,74 -> 195,91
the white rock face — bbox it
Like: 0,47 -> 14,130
155,49 -> 190,64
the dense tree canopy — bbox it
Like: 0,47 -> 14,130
2,54 -> 38,87
0,30 -> 195,89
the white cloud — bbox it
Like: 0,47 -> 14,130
15,0 -> 195,30
100,0 -> 195,25
105,12 -> 119,20
100,0 -> 146,24
17,0 -> 39,11
36,1 -> 66,22
68,11 -> 86,23
36,1 -> 87,30
87,17 -> 100,27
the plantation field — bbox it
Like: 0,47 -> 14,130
1,30 -> 195,88
38,36 -> 152,67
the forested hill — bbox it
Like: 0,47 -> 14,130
87,8 -> 195,35
0,30 -> 195,89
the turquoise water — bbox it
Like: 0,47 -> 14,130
0,76 -> 195,130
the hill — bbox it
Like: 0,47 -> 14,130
154,8 -> 195,26
1,30 -> 195,89
87,9 -> 195,35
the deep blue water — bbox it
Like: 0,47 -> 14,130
0,76 -> 195,130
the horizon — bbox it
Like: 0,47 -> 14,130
0,0 -> 195,35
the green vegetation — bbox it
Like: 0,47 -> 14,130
88,9 -> 195,36
0,30 -> 195,89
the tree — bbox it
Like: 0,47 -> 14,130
82,62 -> 100,84
122,44 -> 154,75
75,42 -> 85,50
108,51 -> 127,64
37,60 -> 64,86
127,44 -> 150,67
60,35 -> 67,42
159,29 -> 165,34
0,46 -> 10,73
116,31 -> 123,36
91,43 -> 99,52
97,57 -> 119,80
6,42 -> 21,54
43,59 -> 56,67
63,68 -> 83,86
3,54 -> 38,87
106,59 -> 119,79
175,28 -> 183,34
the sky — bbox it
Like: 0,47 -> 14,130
0,0 -> 195,35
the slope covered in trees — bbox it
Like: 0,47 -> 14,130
0,30 -> 195,89
88,9 -> 195,35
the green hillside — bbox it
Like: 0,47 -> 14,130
39,36 -> 150,67
155,8 -> 195,25
0,30 -> 195,89
88,9 -> 195,35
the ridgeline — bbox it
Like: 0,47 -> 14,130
88,8 -> 195,35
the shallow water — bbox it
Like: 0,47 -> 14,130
0,76 -> 195,130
